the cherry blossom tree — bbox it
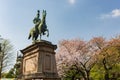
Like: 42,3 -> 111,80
56,37 -> 105,80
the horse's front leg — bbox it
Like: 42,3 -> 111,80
46,29 -> 49,37
32,37 -> 35,42
40,34 -> 41,40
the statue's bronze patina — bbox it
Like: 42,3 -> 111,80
28,10 -> 49,42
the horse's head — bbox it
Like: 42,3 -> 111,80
42,10 -> 46,20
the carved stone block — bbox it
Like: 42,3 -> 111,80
21,41 -> 60,80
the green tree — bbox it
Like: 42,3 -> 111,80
6,68 -> 15,78
90,65 -> 104,80
90,36 -> 120,80
91,46 -> 120,80
100,43 -> 120,79
63,65 -> 82,80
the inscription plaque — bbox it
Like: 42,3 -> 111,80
45,54 -> 51,71
25,56 -> 37,74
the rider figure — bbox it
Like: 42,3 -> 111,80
33,10 -> 41,28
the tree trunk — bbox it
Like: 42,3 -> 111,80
0,57 -> 3,79
0,68 -> 1,79
0,60 -> 2,78
86,72 -> 90,80
71,75 -> 75,80
103,58 -> 110,80
83,72 -> 90,80
105,71 -> 109,80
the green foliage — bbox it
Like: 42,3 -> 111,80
90,65 -> 104,80
63,67 -> 82,80
90,62 -> 120,80
5,68 -> 15,78
5,59 -> 22,78
1,72 -> 8,78
109,64 -> 120,79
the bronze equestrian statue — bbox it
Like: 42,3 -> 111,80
28,10 -> 49,42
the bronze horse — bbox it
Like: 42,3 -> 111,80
28,10 -> 49,42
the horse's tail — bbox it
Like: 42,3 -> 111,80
28,34 -> 31,39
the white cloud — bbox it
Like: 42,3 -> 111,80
68,0 -> 76,5
112,9 -> 120,17
100,9 -> 120,19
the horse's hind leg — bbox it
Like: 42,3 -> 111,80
40,34 -> 41,40
28,33 -> 31,39
35,34 -> 39,41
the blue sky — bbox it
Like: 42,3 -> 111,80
0,0 -> 120,52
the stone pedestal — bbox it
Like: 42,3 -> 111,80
21,41 -> 60,80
